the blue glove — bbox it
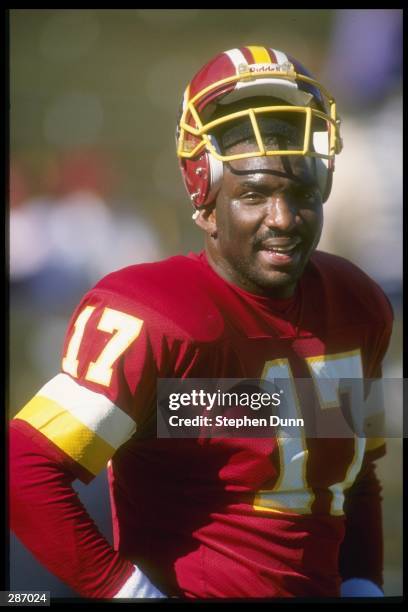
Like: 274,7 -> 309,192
341,578 -> 384,597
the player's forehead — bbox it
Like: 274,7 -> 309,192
223,142 -> 317,188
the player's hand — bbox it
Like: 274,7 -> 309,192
340,578 -> 384,597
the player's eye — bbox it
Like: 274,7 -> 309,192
240,191 -> 267,204
305,189 -> 319,199
294,185 -> 321,203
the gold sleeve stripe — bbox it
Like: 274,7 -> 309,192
366,437 -> 385,452
246,46 -> 271,64
253,490 -> 314,515
15,373 -> 137,449
15,396 -> 115,475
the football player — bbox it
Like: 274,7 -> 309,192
10,46 -> 392,599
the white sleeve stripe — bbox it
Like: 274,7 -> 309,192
36,373 -> 136,449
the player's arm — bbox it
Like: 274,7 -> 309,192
339,441 -> 385,597
9,293 -> 166,599
9,424 -> 165,598
339,285 -> 394,597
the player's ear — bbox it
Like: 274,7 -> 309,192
193,204 -> 217,237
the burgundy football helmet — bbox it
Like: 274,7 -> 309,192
176,46 -> 343,207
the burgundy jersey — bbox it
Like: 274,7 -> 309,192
13,250 -> 392,597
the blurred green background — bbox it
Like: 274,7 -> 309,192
9,9 -> 402,597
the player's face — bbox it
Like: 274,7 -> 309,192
210,142 -> 323,298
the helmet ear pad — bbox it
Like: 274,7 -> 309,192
311,127 -> 334,203
313,156 -> 333,203
179,150 -> 223,208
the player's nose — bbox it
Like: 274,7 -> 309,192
262,194 -> 298,233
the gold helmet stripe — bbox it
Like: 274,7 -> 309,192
246,45 -> 273,64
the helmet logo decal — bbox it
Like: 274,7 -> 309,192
240,62 -> 295,75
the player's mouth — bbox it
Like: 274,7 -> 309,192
256,237 -> 302,267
